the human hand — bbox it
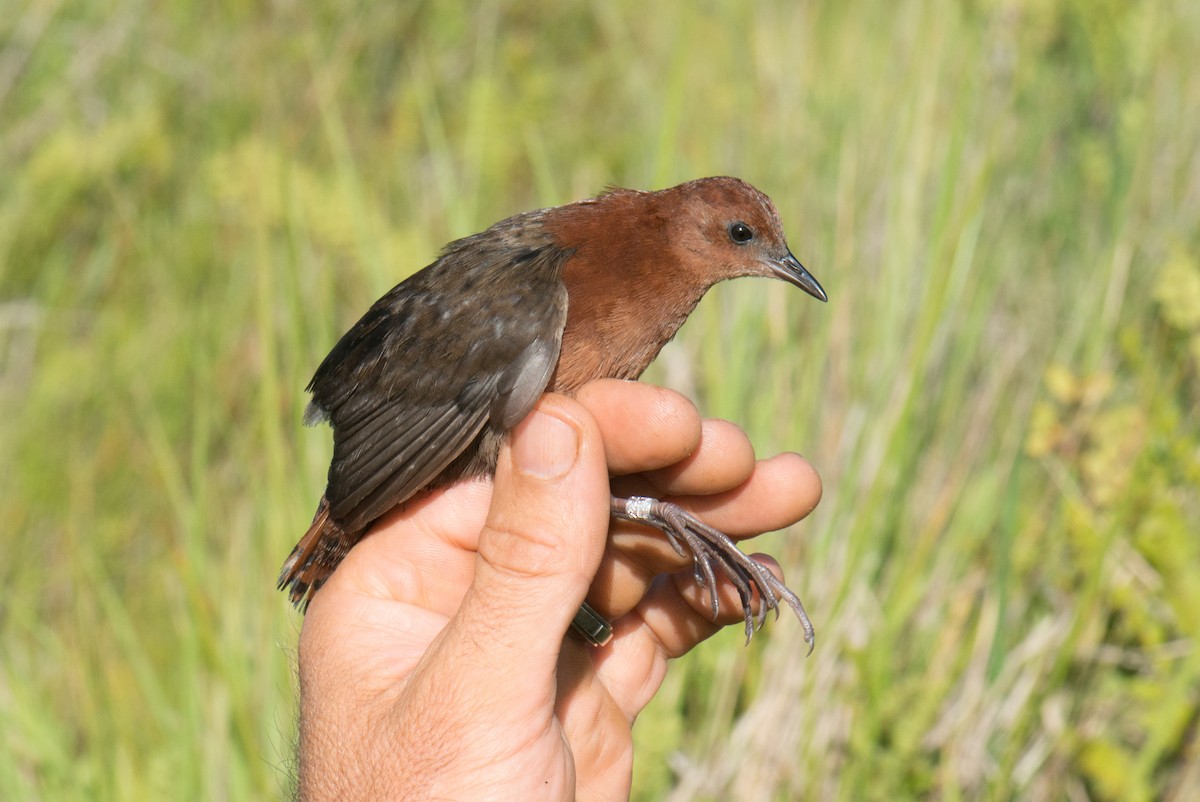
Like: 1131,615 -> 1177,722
295,379 -> 822,801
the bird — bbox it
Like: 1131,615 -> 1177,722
279,176 -> 826,648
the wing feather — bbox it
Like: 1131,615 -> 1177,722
307,229 -> 571,536
329,379 -> 494,521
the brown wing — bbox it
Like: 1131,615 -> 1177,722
306,234 -> 571,536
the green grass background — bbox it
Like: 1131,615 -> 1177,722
3,0 -> 1199,799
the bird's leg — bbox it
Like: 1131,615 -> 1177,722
611,495 -> 815,651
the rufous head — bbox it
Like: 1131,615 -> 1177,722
657,176 -> 827,302
543,176 -> 827,390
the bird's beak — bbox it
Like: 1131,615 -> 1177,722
769,251 -> 828,302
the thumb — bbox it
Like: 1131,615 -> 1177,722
453,395 -> 610,664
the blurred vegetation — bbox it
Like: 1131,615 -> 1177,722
2,0 -> 1198,799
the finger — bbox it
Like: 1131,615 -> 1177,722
662,451 -> 822,536
638,553 -> 790,659
612,418 -> 756,498
449,395 -> 611,669
575,379 -> 702,475
583,554 -> 792,725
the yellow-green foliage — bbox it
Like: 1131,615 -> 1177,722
1024,253 -> 1200,802
2,1 -> 1198,800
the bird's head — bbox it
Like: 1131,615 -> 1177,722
666,176 -> 827,303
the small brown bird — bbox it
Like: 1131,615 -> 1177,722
280,176 -> 826,647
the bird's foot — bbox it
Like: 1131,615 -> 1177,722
611,496 -> 815,652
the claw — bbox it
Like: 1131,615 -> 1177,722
694,553 -> 720,621
610,494 -> 817,648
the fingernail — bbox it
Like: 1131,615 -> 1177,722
512,410 -> 579,479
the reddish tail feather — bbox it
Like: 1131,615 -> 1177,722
278,498 -> 351,610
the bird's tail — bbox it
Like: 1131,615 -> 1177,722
277,497 -> 353,611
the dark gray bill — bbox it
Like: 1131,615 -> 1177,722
770,251 -> 828,302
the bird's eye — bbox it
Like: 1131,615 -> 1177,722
729,222 -> 754,244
